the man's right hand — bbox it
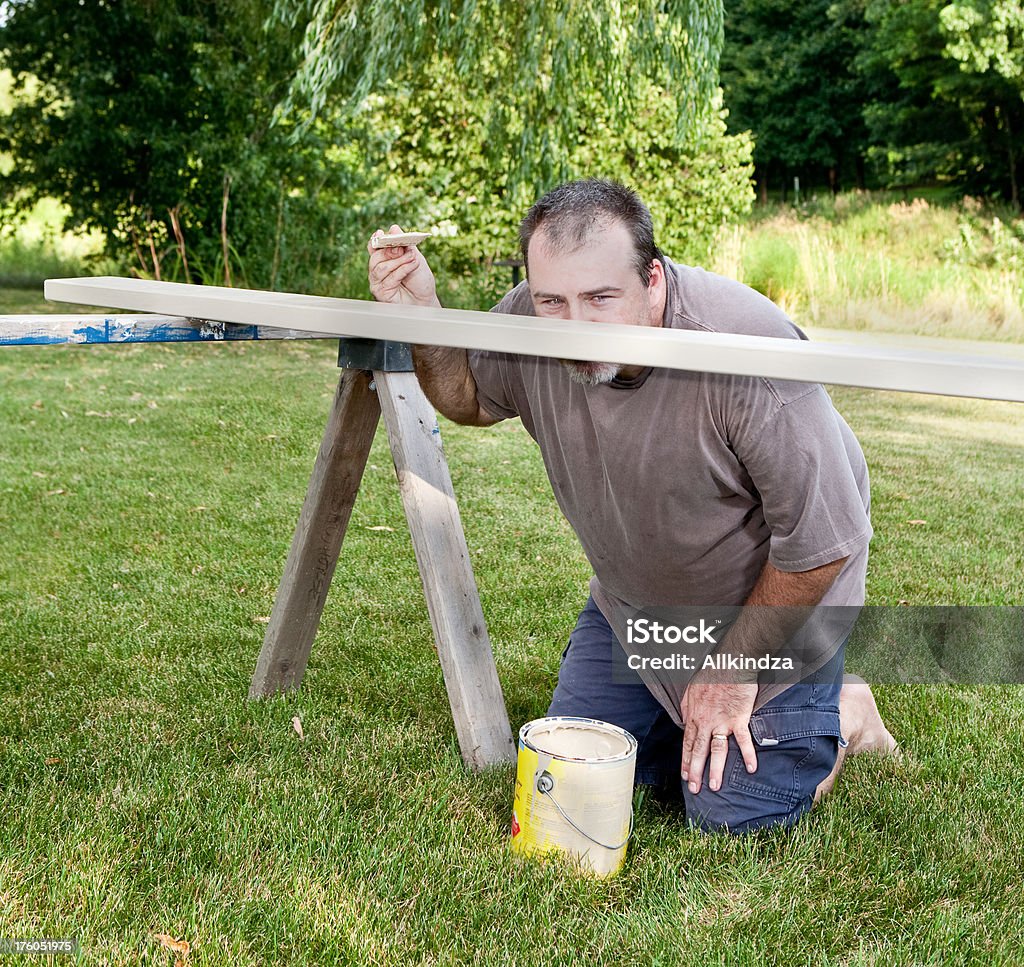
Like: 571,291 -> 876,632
367,224 -> 440,307
366,223 -> 494,427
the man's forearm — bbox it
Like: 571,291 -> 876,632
411,345 -> 492,426
714,558 -> 847,665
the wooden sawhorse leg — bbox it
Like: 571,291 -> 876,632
249,365 -> 515,771
248,368 -> 380,699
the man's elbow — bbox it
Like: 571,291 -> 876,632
435,401 -> 500,428
473,404 -> 501,428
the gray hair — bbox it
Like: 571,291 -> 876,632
519,179 -> 664,285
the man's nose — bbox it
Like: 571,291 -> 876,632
565,300 -> 598,322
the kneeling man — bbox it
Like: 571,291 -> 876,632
368,179 -> 897,833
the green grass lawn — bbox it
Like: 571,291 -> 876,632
0,287 -> 112,315
1,333 -> 1022,965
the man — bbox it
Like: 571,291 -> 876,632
367,179 -> 897,834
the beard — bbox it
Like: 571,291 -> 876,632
556,299 -> 657,387
560,360 -> 622,386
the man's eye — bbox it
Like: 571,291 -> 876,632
590,295 -> 608,304
544,299 -> 563,307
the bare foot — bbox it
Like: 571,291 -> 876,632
840,674 -> 900,757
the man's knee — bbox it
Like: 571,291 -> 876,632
682,728 -> 841,836
684,784 -> 814,835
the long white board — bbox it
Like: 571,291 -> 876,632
44,276 -> 1024,403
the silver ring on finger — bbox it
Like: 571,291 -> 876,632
711,732 -> 729,743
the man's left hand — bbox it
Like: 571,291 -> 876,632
680,677 -> 759,794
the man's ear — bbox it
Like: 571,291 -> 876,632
647,258 -> 665,294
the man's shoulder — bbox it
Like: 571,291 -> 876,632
664,261 -> 806,342
663,261 -> 819,409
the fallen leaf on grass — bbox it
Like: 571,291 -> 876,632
253,615 -> 271,624
365,525 -> 394,532
152,933 -> 190,957
45,489 -> 66,497
907,519 -> 927,526
45,757 -> 61,765
292,716 -> 305,740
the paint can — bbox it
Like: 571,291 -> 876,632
511,716 -> 637,878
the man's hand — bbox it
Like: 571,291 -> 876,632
678,558 -> 849,796
365,223 -> 492,426
680,676 -> 759,795
367,223 -> 440,307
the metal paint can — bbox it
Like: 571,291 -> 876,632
511,716 -> 637,878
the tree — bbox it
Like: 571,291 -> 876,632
720,0 -> 873,199
0,0 -> 362,288
857,0 -> 972,190
273,0 -> 726,194
940,0 -> 1024,206
859,0 -> 1024,205
2,1 -> 753,302
351,57 -> 753,308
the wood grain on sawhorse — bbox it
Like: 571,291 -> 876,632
249,367 -> 515,770
375,370 -> 515,769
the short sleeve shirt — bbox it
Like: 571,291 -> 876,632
468,261 -> 873,620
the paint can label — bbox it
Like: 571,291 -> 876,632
511,717 -> 636,878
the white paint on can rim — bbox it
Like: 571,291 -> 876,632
512,716 -> 638,877
523,718 -> 634,762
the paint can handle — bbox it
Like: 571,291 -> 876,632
536,771 -> 634,852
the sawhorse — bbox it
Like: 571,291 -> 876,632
249,336 -> 516,769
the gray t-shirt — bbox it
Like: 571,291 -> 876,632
469,261 -> 872,715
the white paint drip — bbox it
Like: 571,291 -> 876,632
200,319 -> 226,339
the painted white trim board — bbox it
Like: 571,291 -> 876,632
44,277 -> 1024,403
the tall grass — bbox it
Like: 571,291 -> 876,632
0,197 -> 109,288
710,192 -> 1024,342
